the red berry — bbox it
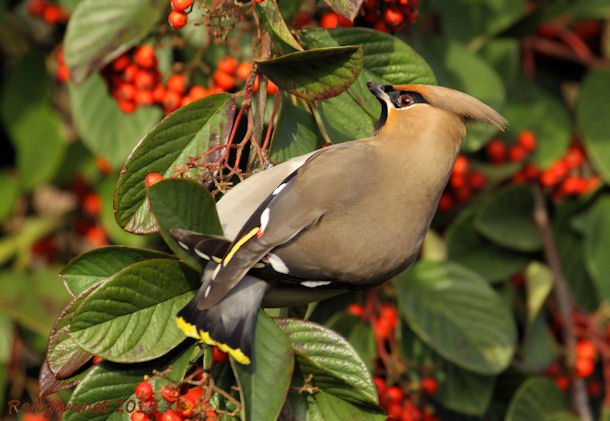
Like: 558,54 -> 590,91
560,176 -> 586,195
92,356 -> 103,365
267,79 -> 279,95
576,340 -> 596,360
135,71 -> 156,90
450,173 -> 466,189
346,303 -> 365,317
117,100 -> 137,114
486,139 -> 507,163
43,4 -> 68,24
183,386 -> 203,402
205,410 -> 217,420
373,376 -> 387,396
454,186 -> 472,203
212,346 -> 229,363
380,305 -> 398,327
452,155 -> 469,175
236,62 -> 253,80
135,380 -> 154,401
437,193 -> 453,212
188,85 -> 209,100
124,64 -> 139,82
523,164 -> 539,180
384,6 -> 404,26
564,145 -> 585,169
134,46 -> 157,69
510,273 -> 525,288
27,0 -> 46,16
372,20 -> 390,33
574,357 -> 595,378
217,56 -> 238,75
554,374 -> 570,391
320,12 -> 340,28
167,74 -> 188,94
161,385 -> 180,403
135,90 -> 155,106
170,0 -> 193,13
468,170 -> 487,190
153,85 -> 166,103
584,176 -> 601,193
161,409 -> 183,421
112,54 -> 131,72
145,173 -> 164,187
540,169 -> 560,187
177,397 -> 196,418
162,90 -> 182,113
549,160 -> 568,179
517,130 -> 537,152
384,386 -> 403,404
22,415 -> 50,421
374,317 -> 393,340
213,71 -> 236,91
115,83 -> 136,102
168,10 -> 188,29
387,402 -> 403,418
508,144 -> 528,162
420,377 -> 438,396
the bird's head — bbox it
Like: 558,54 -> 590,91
367,82 -> 507,136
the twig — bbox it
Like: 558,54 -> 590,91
531,184 -> 592,421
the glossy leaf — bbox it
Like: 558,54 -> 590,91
61,246 -> 176,297
277,318 -> 380,407
70,259 -> 199,362
269,94 -> 325,163
258,46 -> 362,100
147,178 -> 223,267
323,0 -> 363,20
325,313 -> 376,371
256,0 -> 303,51
505,377 -> 568,421
69,74 -> 161,169
114,94 -> 235,234
578,69 -> 610,183
233,312 -> 294,421
299,28 -> 435,142
519,315 -> 559,373
306,390 -> 386,420
524,262 -> 554,326
64,0 -> 166,84
446,205 -> 529,282
475,184 -> 542,252
394,261 -> 516,374
583,195 -> 610,301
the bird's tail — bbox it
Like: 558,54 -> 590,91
176,274 -> 268,365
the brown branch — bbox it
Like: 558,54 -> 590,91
531,184 -> 592,421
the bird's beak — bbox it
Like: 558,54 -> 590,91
367,82 -> 392,102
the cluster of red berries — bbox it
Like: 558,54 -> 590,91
546,339 -> 601,397
130,349 -> 228,420
361,0 -> 419,33
70,176 -> 108,249
319,12 -> 353,29
438,155 -> 487,212
27,0 -> 69,25
486,132 -> 601,200
167,0 -> 193,30
346,303 -> 399,341
374,376 -> 440,421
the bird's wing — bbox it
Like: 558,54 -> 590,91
169,228 -> 231,263
195,141 -> 374,310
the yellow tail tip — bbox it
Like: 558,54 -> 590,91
175,317 -> 251,365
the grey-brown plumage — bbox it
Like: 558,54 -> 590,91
173,82 -> 507,364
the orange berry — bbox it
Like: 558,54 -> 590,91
346,303 -> 365,317
213,71 -> 236,91
23,414 -> 51,421
420,377 -> 438,396
380,305 -> 398,327
540,169 -> 559,187
145,173 -> 164,187
188,85 -> 209,100
153,85 -> 166,103
134,45 -> 157,69
135,89 -> 155,106
374,317 -> 394,340
170,0 -> 193,13
95,156 -> 112,174
115,83 -> 136,102
83,193 -> 102,216
517,130 -> 537,152
576,340 -> 596,360
204,410 -> 217,420
168,10 -> 188,29
236,62 -> 253,80
167,74 -> 187,94
486,139 -> 507,163
549,160 -> 568,179
384,6 -> 404,26
584,176 -> 601,193
217,56 -> 238,75
320,12 -> 340,28
117,100 -> 137,114
452,155 -> 469,175
124,64 -> 139,82
574,357 -> 595,378
162,90 -> 182,113
135,71 -> 156,90
182,386 -> 203,402
267,79 -> 279,95
86,226 -> 107,247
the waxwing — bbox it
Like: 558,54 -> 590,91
173,82 -> 507,364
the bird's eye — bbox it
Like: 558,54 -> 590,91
398,94 -> 414,108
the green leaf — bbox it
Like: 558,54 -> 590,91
0,172 -> 19,224
61,246 -> 175,297
299,28 -> 435,142
258,46 -> 362,101
306,390 -> 386,420
578,69 -> 610,183
325,313 -> 376,371
64,0 -> 166,84
583,195 -> 610,301
0,312 -> 12,364
519,315 -> 559,373
504,81 -> 571,168
270,94 -> 325,163
322,0 -> 363,20
256,0 -> 303,51
232,312 -> 294,421
147,178 -> 223,267
475,185 -> 542,252
505,377 -> 568,421
394,261 -> 516,374
446,205 -> 529,282
69,73 -> 162,169
115,94 -> 235,234
70,259 -> 199,362
277,318 -> 380,407
524,262 -> 554,326
416,38 -> 505,151
435,0 -> 527,48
